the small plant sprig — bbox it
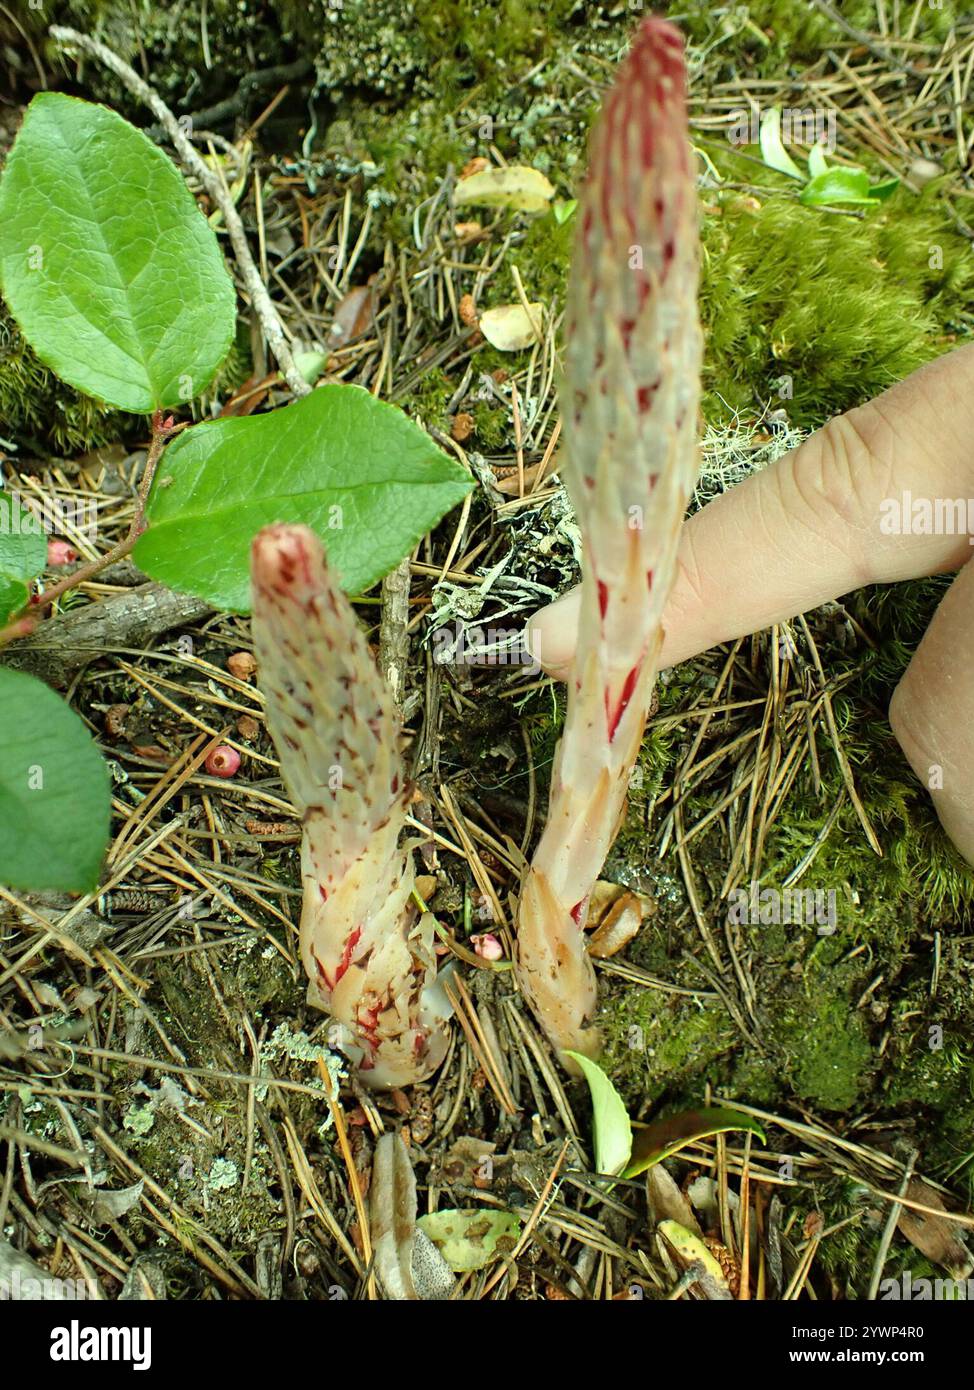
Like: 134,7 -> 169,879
251,524 -> 451,1087
0,68 -> 469,895
516,17 -> 703,1064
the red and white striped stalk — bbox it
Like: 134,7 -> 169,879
251,525 -> 450,1088
516,18 -> 702,1063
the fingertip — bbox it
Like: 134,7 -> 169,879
526,587 -> 581,680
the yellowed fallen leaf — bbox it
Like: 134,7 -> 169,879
455,165 -> 555,214
657,1220 -> 732,1300
479,302 -> 545,351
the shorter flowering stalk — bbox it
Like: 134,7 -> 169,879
251,524 -> 450,1087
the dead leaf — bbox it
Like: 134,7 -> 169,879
657,1220 -> 733,1300
328,284 -> 374,350
455,164 -> 555,214
451,412 -> 475,443
370,1132 -> 455,1300
479,302 -> 545,351
494,448 -> 560,495
417,1208 -> 520,1272
219,372 -> 275,417
587,889 -> 647,959
898,1179 -> 973,1279
646,1163 -> 702,1234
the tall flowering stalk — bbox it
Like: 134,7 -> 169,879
516,18 -> 702,1062
251,524 -> 450,1087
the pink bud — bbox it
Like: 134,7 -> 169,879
47,538 -> 78,565
471,932 -> 504,962
205,745 -> 241,778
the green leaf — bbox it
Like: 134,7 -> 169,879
417,1209 -> 520,1272
807,143 -> 830,180
800,167 -> 880,207
0,668 -> 111,892
293,349 -> 328,384
624,1106 -> 765,1179
868,177 -> 900,202
135,384 -> 474,610
553,198 -> 578,226
0,494 -> 46,623
0,92 -> 236,412
565,1050 -> 632,1177
759,108 -> 804,181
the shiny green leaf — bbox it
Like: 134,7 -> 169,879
868,177 -> 900,202
135,384 -> 473,610
0,495 -> 46,623
800,167 -> 879,207
807,143 -> 830,180
625,1106 -> 765,1179
565,1050 -> 632,1177
759,108 -> 803,181
0,93 -> 235,412
0,668 -> 111,892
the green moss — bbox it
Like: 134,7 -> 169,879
471,403 -> 509,448
881,940 -> 974,1191
399,365 -> 454,433
284,0 -> 598,102
600,980 -> 738,1113
764,964 -> 876,1110
0,301 -> 127,454
0,301 -> 250,455
699,186 -> 973,429
13,2 -> 290,118
511,210 -> 575,306
674,1 -> 960,81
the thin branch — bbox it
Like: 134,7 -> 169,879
0,412 -> 177,649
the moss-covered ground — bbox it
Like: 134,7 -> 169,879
2,0 -> 973,1299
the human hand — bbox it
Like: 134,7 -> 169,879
527,342 -> 974,864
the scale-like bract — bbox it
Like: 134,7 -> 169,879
516,18 -> 703,1062
251,525 -> 450,1087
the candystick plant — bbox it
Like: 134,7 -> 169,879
251,524 -> 451,1088
250,18 -> 701,1086
516,18 -> 703,1064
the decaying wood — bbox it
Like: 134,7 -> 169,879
0,583 -> 211,688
